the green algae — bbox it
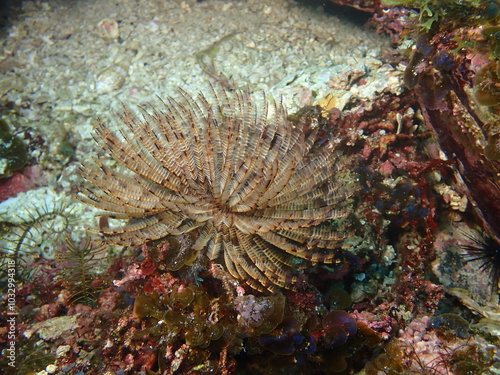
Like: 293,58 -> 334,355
0,118 -> 28,178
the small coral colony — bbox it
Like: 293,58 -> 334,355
2,0 -> 500,374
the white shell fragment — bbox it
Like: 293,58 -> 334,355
97,18 -> 120,39
96,64 -> 128,94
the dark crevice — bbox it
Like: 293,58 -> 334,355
293,0 -> 373,26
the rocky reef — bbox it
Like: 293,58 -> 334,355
1,0 -> 499,374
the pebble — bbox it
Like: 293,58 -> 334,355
46,364 -> 58,374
